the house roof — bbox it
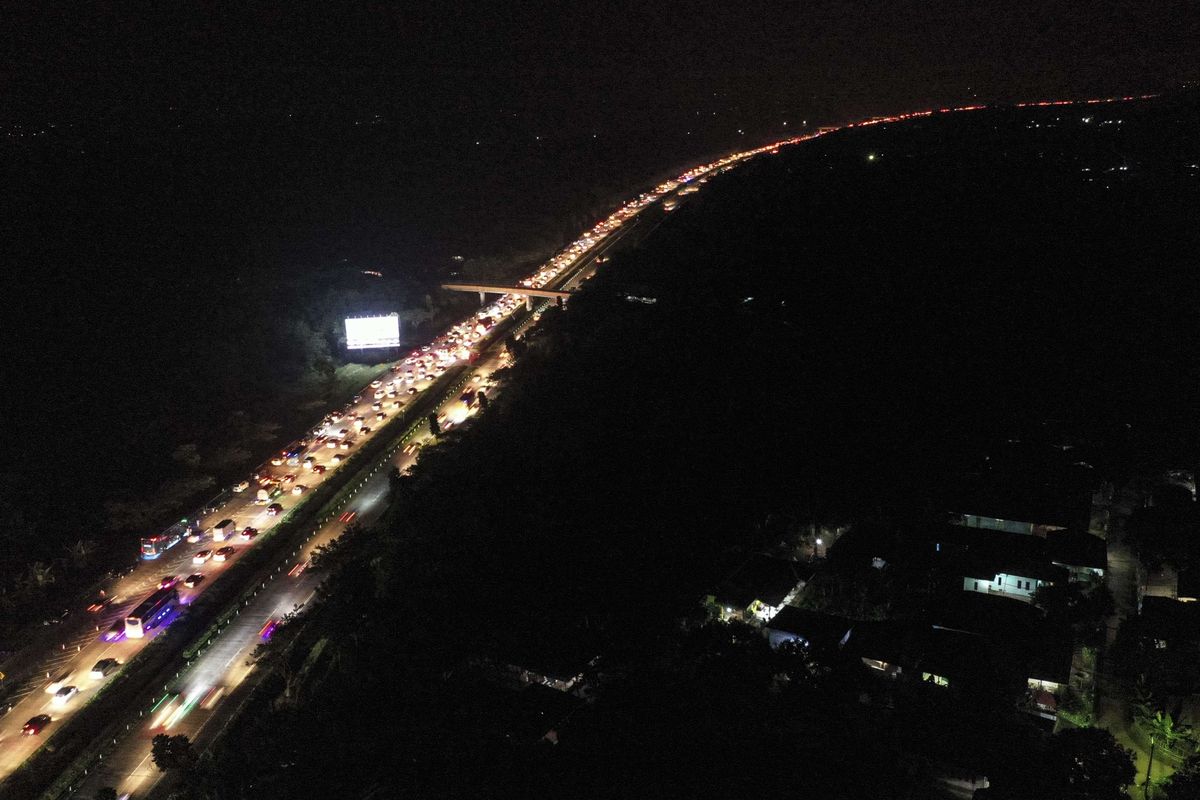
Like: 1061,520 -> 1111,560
1140,596 -> 1200,642
504,683 -> 582,743
713,553 -> 811,610
912,522 -> 1047,557
945,484 -> 1091,531
1025,625 -> 1073,685
962,552 -> 1068,584
1046,529 -> 1107,571
1178,568 -> 1200,601
928,591 -> 1046,638
496,624 -> 600,683
763,606 -> 851,652
461,678 -> 583,745
844,621 -> 990,684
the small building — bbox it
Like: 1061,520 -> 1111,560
762,606 -> 852,655
493,632 -> 601,694
707,554 -> 811,624
1178,568 -> 1200,603
946,486 -> 1091,537
1141,564 -> 1180,607
461,678 -> 583,746
843,621 -> 990,690
1046,529 -> 1107,582
962,557 -> 1066,603
502,683 -> 584,745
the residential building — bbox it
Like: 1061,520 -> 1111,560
707,553 -> 812,624
1046,529 -> 1107,582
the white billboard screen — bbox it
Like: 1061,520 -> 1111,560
345,314 -> 400,349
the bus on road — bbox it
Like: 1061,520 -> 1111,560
125,586 -> 179,638
140,520 -> 200,559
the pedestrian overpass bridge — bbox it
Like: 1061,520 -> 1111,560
442,283 -> 571,310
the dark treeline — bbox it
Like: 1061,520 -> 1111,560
150,93 -> 1200,798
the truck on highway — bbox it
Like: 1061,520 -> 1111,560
211,519 -> 236,542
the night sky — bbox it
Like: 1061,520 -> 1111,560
6,3 -> 1197,134
1,3 -> 1196,512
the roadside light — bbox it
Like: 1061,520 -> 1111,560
816,538 -> 823,545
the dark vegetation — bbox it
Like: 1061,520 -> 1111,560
143,93 -> 1200,799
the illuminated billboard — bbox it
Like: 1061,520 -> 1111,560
344,314 -> 400,349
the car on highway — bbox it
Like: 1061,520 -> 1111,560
22,715 -> 51,735
159,576 -> 179,589
291,485 -> 306,496
259,619 -> 280,639
282,473 -> 297,484
239,527 -> 258,541
86,596 -> 111,613
371,401 -> 382,410
370,380 -> 382,388
46,670 -> 76,694
213,546 -> 236,562
270,456 -> 285,466
102,620 -> 125,641
267,503 -> 284,517
359,427 -> 371,436
339,440 -> 353,450
312,464 -> 327,475
183,573 -> 205,588
52,686 -> 78,706
90,658 -> 119,679
187,529 -> 204,543
233,480 -> 250,492
193,550 -> 212,564
407,387 -> 418,395
330,455 -> 343,465
376,412 -> 387,421
373,389 -> 385,399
